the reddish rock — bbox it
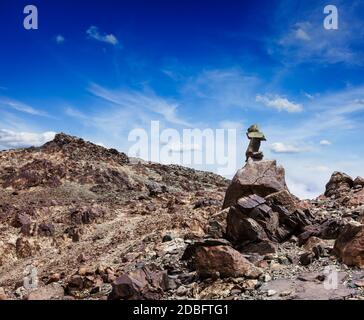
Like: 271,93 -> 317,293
207,209 -> 228,238
344,189 -> 364,207
333,222 -> 364,267
108,267 -> 168,300
194,245 -> 262,278
227,206 -> 269,243
325,172 -> 354,198
265,190 -> 298,213
241,240 -> 278,255
354,177 -> 364,187
223,160 -> 289,209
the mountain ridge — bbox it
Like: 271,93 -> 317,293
0,133 -> 363,300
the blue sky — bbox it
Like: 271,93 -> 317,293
1,0 -> 364,198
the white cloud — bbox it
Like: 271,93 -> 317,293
55,35 -> 65,44
286,178 -> 318,200
270,142 -> 307,154
256,94 -> 303,113
303,92 -> 315,100
271,7 -> 364,66
181,69 -> 261,110
0,129 -> 56,149
88,83 -> 192,127
320,140 -> 331,146
0,97 -> 47,116
86,26 -> 119,46
295,28 -> 310,41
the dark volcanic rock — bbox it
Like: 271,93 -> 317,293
226,193 -> 312,254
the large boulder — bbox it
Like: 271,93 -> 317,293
333,222 -> 364,267
226,195 -> 276,243
193,245 -> 262,278
325,172 -> 354,198
226,194 -> 312,253
223,159 -> 289,209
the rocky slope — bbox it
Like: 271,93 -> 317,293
0,133 -> 364,300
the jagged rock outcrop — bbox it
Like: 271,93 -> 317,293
323,172 -> 364,207
226,194 -> 312,253
223,159 -> 289,209
223,160 -> 311,254
325,172 -> 354,198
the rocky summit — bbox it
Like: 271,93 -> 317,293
1,133 -> 364,300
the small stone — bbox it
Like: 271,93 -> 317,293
243,279 -> 258,290
176,285 -> 188,296
299,252 -> 315,266
77,253 -> 87,263
354,280 -> 364,287
267,289 -> 277,297
78,267 -> 92,276
280,290 -> 292,297
270,262 -> 283,271
288,235 -> 298,243
162,234 -> 174,242
230,288 -> 242,295
278,256 -> 290,265
47,273 -> 61,284
262,274 -> 272,282
256,260 -> 269,269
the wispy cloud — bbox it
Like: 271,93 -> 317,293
0,97 -> 47,116
181,69 -> 261,109
0,129 -> 55,149
88,83 -> 192,127
256,94 -> 303,113
262,82 -> 364,199
86,26 -> 119,46
295,27 -> 310,41
270,142 -> 308,154
319,139 -> 331,146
